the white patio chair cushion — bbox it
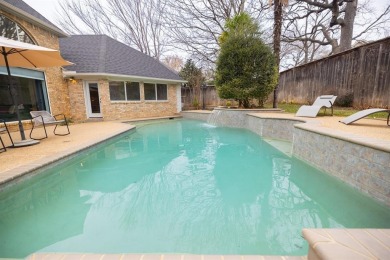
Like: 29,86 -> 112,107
296,95 -> 337,118
340,108 -> 390,125
30,111 -> 65,126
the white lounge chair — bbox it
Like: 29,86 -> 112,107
296,95 -> 337,118
29,111 -> 70,140
340,108 -> 390,125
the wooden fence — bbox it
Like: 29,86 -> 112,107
278,37 -> 390,108
181,37 -> 390,109
182,86 -> 225,110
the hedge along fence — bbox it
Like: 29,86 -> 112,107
278,37 -> 390,108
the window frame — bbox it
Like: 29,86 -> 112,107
144,83 -> 168,101
0,14 -> 35,44
108,81 -> 141,102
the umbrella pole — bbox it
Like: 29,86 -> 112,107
1,47 -> 38,147
2,47 -> 26,140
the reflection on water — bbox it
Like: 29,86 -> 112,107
0,119 -> 389,258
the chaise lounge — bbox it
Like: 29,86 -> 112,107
340,108 -> 390,126
296,95 -> 337,118
30,111 -> 70,140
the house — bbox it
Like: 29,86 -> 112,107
0,0 -> 184,124
60,35 -> 184,121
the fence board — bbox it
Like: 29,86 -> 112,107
278,37 -> 390,108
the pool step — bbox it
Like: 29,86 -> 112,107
263,138 -> 293,157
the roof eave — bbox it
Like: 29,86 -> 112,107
63,71 -> 186,84
0,2 -> 68,38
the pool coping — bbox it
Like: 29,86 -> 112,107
247,113 -> 390,153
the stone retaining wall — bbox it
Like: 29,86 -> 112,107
293,128 -> 389,204
247,115 -> 304,142
180,111 -> 211,121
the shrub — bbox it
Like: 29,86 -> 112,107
335,93 -> 354,107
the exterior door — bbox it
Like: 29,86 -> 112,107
85,82 -> 102,118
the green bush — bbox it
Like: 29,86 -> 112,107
335,93 -> 354,107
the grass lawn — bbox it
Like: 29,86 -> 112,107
264,103 -> 389,119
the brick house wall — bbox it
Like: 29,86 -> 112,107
100,82 -> 179,120
0,10 -> 71,118
67,79 -> 86,122
69,80 -> 180,122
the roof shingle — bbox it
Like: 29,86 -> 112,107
59,35 -> 182,81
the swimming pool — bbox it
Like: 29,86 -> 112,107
0,119 -> 389,258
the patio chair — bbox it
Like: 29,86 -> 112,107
0,119 -> 14,152
29,111 -> 70,140
296,95 -> 337,118
340,108 -> 390,126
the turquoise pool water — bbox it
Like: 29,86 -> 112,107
0,119 -> 389,258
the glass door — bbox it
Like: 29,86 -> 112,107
85,82 -> 102,118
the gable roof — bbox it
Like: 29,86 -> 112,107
59,35 -> 183,82
0,0 -> 67,37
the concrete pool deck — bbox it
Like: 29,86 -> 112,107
0,121 -> 135,184
0,114 -> 389,260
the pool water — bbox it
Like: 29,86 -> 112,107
0,119 -> 389,258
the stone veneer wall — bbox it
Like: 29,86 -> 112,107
180,111 -> 211,121
181,110 -> 390,206
293,127 -> 390,205
1,11 -> 71,118
247,115 -> 304,142
208,108 -> 281,128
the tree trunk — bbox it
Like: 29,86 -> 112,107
273,0 -> 283,108
339,0 -> 358,52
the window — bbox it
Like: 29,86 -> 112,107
126,82 -> 140,101
109,81 -> 140,101
144,83 -> 156,100
0,73 -> 48,122
157,84 -> 168,100
0,14 -> 35,44
144,83 -> 168,101
109,81 -> 125,100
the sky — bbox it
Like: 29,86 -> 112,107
23,0 -> 61,24
24,0 -> 390,29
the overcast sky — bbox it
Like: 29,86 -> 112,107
24,0 -> 390,39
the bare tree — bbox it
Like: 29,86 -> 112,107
282,1 -> 332,66
163,0 -> 270,66
162,55 -> 184,72
291,0 -> 358,53
280,0 -> 390,68
269,0 -> 289,108
56,0 -> 167,60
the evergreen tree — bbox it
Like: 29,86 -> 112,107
179,59 -> 204,108
216,13 -> 278,108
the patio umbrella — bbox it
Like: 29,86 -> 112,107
0,37 -> 72,147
